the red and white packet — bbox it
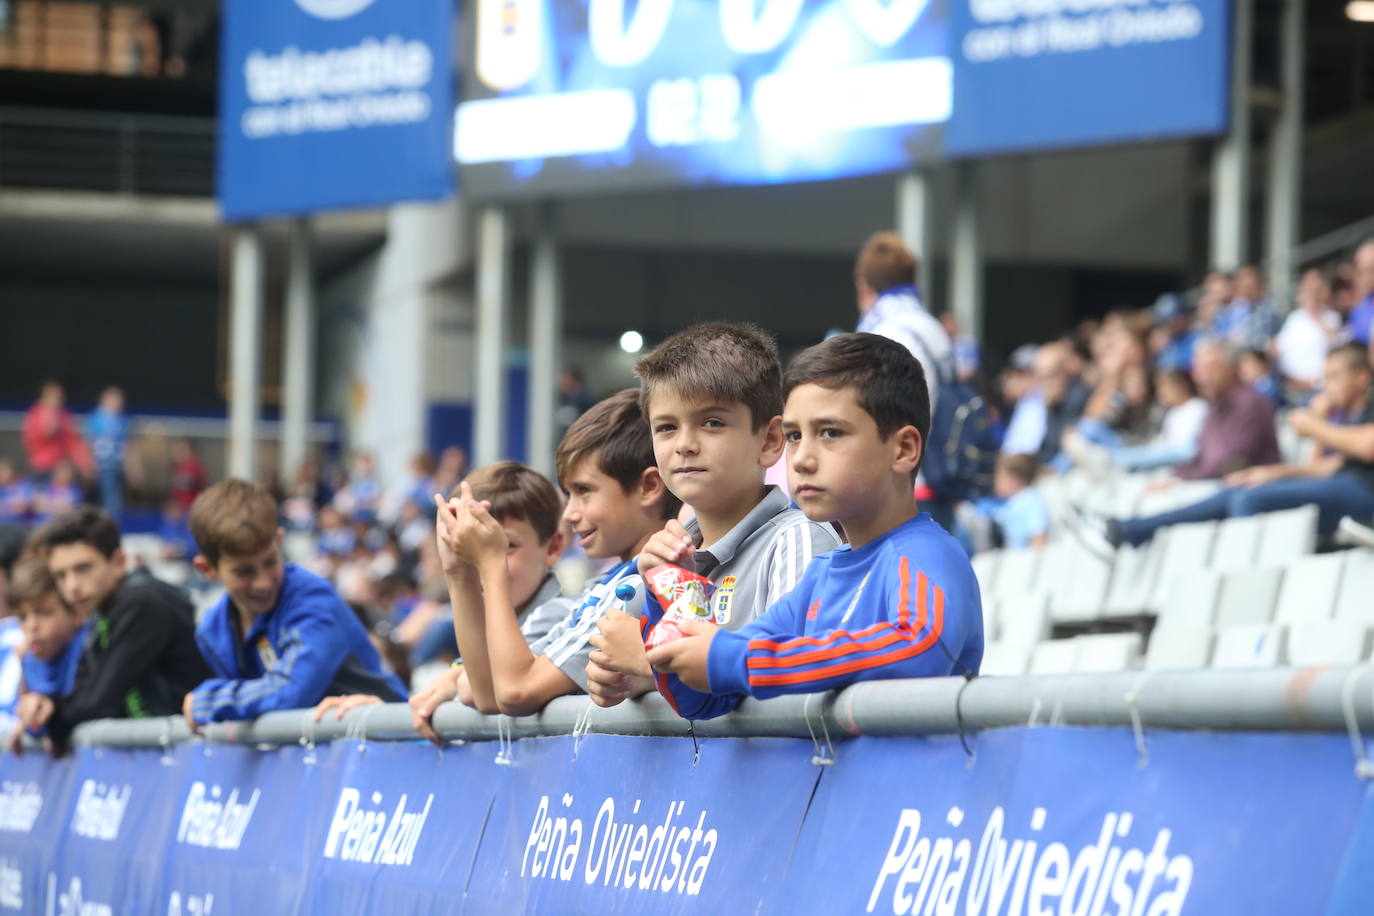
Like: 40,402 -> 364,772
643,564 -> 716,651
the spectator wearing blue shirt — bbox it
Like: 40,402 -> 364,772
0,460 -> 33,525
184,480 -> 406,729
8,558 -> 88,743
646,333 -> 982,718
85,387 -> 130,522
1213,265 -> 1279,353
1153,294 -> 1198,372
992,454 -> 1050,549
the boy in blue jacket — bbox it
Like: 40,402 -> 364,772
9,558 -> 88,745
647,333 -> 983,719
182,480 -> 406,729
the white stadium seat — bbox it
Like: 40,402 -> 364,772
1072,633 -> 1143,672
1153,569 -> 1222,631
1212,623 -> 1287,668
1213,567 -> 1283,628
1148,521 -> 1218,611
981,595 -> 1001,643
1028,639 -> 1077,675
1273,553 -> 1345,624
998,591 -> 1052,650
1210,515 -> 1263,572
971,551 -> 1000,600
1103,543 -> 1157,616
1288,620 -> 1373,667
979,641 -> 1031,676
1335,550 -> 1374,624
993,548 -> 1041,603
1255,505 -> 1319,567
1048,541 -> 1113,625
1144,625 -> 1214,671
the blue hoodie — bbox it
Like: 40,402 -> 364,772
190,564 -> 406,724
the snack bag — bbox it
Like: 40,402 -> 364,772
643,564 -> 715,650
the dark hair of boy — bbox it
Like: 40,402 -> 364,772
634,322 -> 783,431
1242,348 -> 1271,367
785,332 -> 932,477
555,388 -> 682,520
7,556 -> 60,610
189,479 -> 278,566
453,461 -> 563,543
854,231 -> 918,293
996,453 -> 1039,487
34,506 -> 121,558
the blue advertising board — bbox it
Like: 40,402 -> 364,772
1,727 -> 1368,914
455,0 -> 951,196
946,0 -> 1231,157
218,0 -> 456,221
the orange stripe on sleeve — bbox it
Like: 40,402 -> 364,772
749,588 -> 945,687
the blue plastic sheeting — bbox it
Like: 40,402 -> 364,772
0,727 -> 1368,914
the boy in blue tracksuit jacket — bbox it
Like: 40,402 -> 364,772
646,333 -> 983,719
183,480 -> 405,727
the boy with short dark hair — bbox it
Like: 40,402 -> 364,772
317,459 -> 588,735
33,506 -> 210,748
9,558 -> 88,742
184,480 -> 406,729
584,322 -> 842,706
437,390 -> 682,719
647,333 -> 983,718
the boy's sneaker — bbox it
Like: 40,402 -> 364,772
1337,516 -> 1374,550
1065,503 -> 1123,561
1061,430 -> 1113,480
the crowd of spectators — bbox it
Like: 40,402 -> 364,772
957,241 -> 1374,555
1,232 -> 1372,747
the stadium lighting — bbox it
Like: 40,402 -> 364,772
1350,1 -> 1374,22
619,330 -> 644,354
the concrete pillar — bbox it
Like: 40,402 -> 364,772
1265,0 -> 1304,308
897,171 -> 934,297
527,204 -> 562,478
282,218 -> 315,485
950,161 -> 984,343
474,207 -> 510,468
1210,0 -> 1254,272
227,225 -> 265,481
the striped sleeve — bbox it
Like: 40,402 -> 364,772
709,558 -> 963,700
764,520 -> 837,610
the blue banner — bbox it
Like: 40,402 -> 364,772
307,739 -> 499,915
465,734 -> 819,914
944,0 -> 1230,157
218,0 -> 456,220
0,750 -> 74,914
780,728 -> 1364,915
50,746 -> 183,915
159,743 -> 342,916
456,0 -> 949,197
0,727 -> 1368,914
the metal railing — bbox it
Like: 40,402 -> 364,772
68,666 -> 1374,748
0,105 -> 214,196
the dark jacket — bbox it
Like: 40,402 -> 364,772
47,568 -> 211,748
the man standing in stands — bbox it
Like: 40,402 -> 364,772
1076,344 -> 1374,552
28,506 -> 209,750
21,381 -> 91,482
853,231 -> 956,524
